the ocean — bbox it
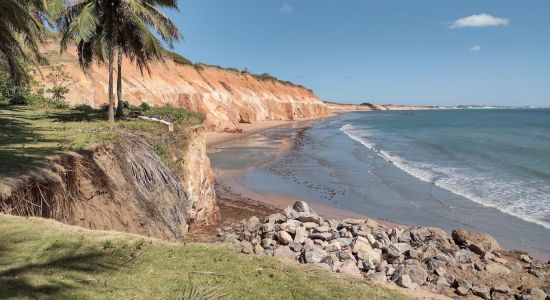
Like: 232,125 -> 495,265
209,109 -> 550,257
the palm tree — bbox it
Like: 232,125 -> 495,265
0,0 -> 45,86
56,0 -> 181,122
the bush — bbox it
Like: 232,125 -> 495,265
143,104 -> 204,126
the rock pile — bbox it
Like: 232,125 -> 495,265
218,201 -> 550,299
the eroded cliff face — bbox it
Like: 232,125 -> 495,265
0,127 -> 219,240
37,45 -> 329,131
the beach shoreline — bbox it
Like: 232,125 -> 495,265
205,111 -> 550,260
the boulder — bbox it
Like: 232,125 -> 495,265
293,201 -> 316,214
405,265 -> 428,285
451,228 -> 500,255
456,287 -> 469,296
387,243 -> 412,258
370,271 -> 387,283
294,227 -> 308,244
352,236 -> 381,262
247,216 -> 260,231
309,232 -> 332,241
485,262 -> 511,274
274,246 -> 298,261
517,288 -> 547,300
471,284 -> 491,300
277,231 -> 293,245
254,244 -> 264,255
268,213 -> 287,224
397,274 -> 416,289
335,238 -> 353,247
337,260 -> 363,278
298,212 -> 321,224
240,240 -> 253,254
284,207 -> 300,220
280,220 -> 299,234
337,250 -> 355,262
304,248 -> 327,264
261,223 -> 275,233
261,238 -> 273,249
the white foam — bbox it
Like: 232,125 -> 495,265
340,124 -> 550,230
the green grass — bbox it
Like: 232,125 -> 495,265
0,214 -> 409,299
0,104 -> 201,180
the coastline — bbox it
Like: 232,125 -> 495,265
206,111 -> 550,260
206,114 -> 334,147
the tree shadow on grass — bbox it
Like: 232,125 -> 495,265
0,106 -> 68,179
0,249 -> 116,298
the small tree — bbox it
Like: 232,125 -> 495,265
45,65 -> 71,102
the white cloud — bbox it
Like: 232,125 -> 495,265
470,45 -> 481,52
450,13 -> 509,29
279,3 -> 293,14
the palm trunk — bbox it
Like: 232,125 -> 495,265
107,50 -> 115,123
115,47 -> 124,118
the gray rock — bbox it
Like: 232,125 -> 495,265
471,284 -> 491,300
284,207 -> 300,220
261,223 -> 275,233
485,262 -> 511,274
304,248 -> 327,264
397,274 -> 416,289
277,231 -> 293,245
387,243 -> 411,258
337,260 -> 363,278
342,218 -> 364,225
314,225 -> 330,233
517,288 -> 547,300
268,213 -> 287,224
453,278 -> 472,290
520,254 -> 532,263
376,260 -> 388,272
352,236 -> 381,262
298,212 -> 321,224
288,242 -> 302,252
309,232 -> 332,241
398,231 -> 412,244
337,250 -> 355,262
435,276 -> 450,287
274,246 -> 297,261
261,238 -> 273,249
293,201 -> 315,214
405,265 -> 428,285
335,238 -> 353,247
324,241 -> 341,252
254,244 -> 264,255
294,226 -> 308,244
362,259 -> 376,270
390,266 -> 405,282
241,240 -> 253,254
365,219 -> 378,228
491,284 -> 510,294
247,216 -> 260,231
280,220 -> 299,234
451,228 -> 501,255
370,271 -> 387,283
320,253 -> 339,267
434,267 -> 446,276
456,287 -> 469,296
223,233 -> 239,243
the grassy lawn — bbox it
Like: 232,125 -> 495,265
0,214 -> 409,299
0,104 -> 202,180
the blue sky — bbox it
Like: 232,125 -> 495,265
166,0 -> 550,106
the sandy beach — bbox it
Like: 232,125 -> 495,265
199,116 -> 400,241
205,110 -> 550,260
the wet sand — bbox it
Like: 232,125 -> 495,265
204,118 -> 399,237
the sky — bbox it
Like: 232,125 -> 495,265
166,0 -> 550,106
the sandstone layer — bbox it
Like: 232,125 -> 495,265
37,44 -> 329,131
